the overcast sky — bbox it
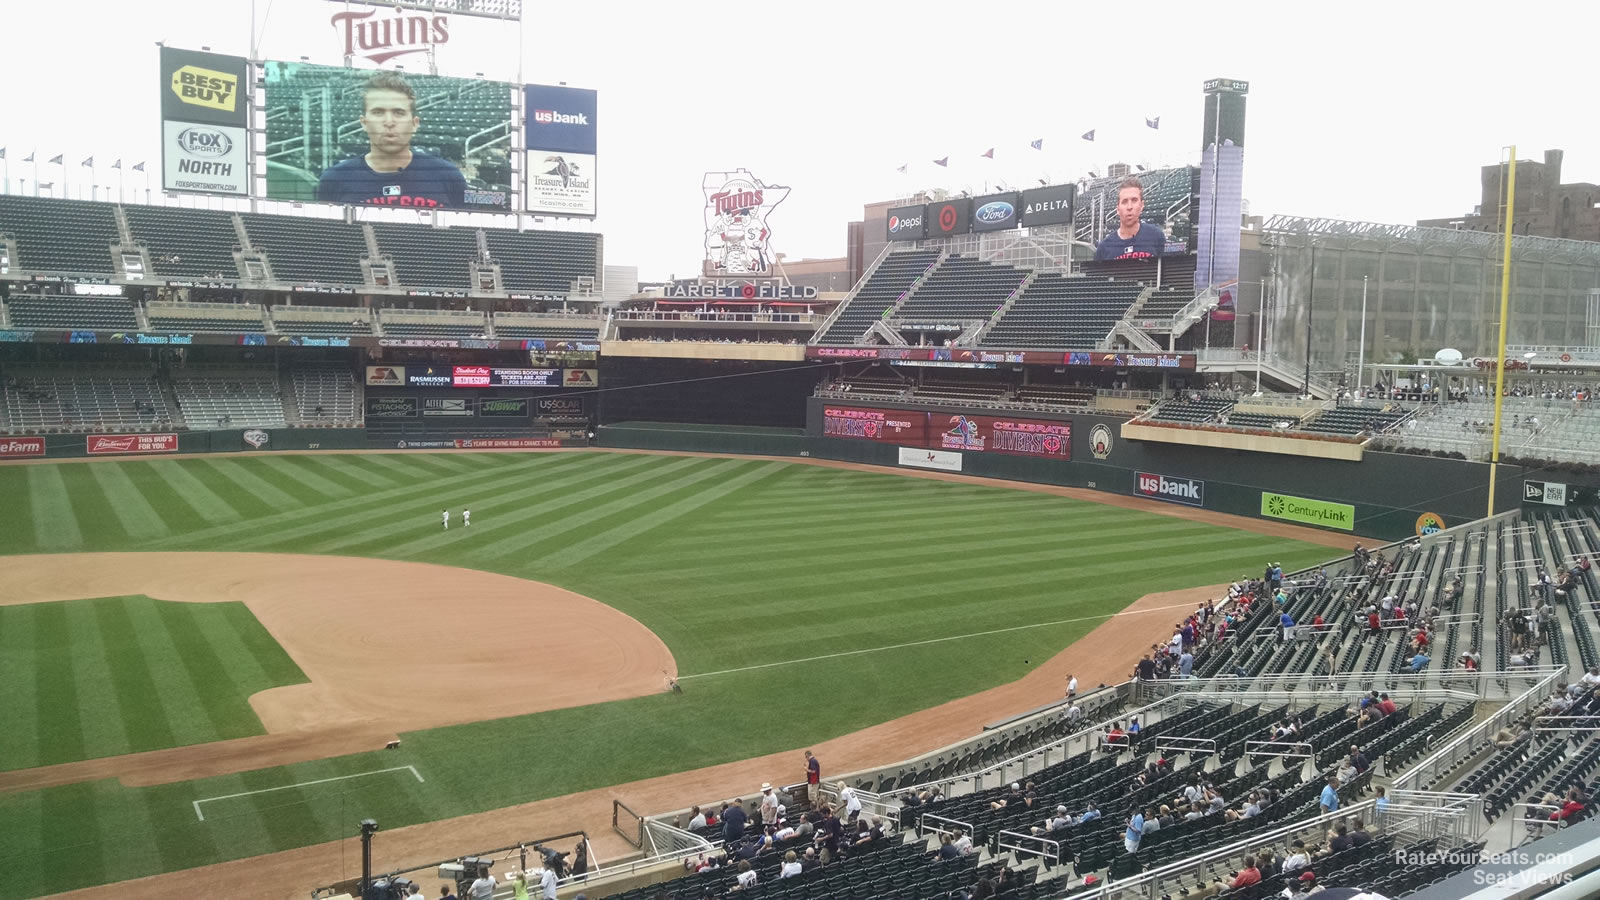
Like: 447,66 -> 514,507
0,0 -> 1594,281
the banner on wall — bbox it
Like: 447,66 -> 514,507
1260,491 -> 1354,531
935,414 -> 1070,459
898,447 -> 962,472
158,46 -> 251,197
87,433 -> 179,455
821,406 -> 928,443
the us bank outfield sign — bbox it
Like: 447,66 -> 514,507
1260,491 -> 1354,531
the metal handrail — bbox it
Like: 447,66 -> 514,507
1391,667 -> 1566,791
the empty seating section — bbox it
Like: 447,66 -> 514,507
0,195 -> 119,274
5,295 -> 138,330
817,250 -> 940,343
171,367 -> 287,428
1080,253 -> 1197,295
124,206 -> 240,280
0,368 -> 172,433
1301,404 -> 1410,435
982,275 -> 1142,349
241,214 -> 367,284
483,229 -> 600,295
290,365 -> 358,423
379,309 -> 487,338
373,223 -> 478,290
1138,287 -> 1191,320
492,315 -> 600,341
912,380 -> 1006,405
896,255 -> 1026,323
147,302 -> 266,333
1015,384 -> 1094,407
271,305 -> 373,336
1222,411 -> 1293,430
1147,395 -> 1232,423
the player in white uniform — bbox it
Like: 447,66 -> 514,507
463,508 -> 471,527
442,509 -> 449,530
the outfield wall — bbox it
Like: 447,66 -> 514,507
11,428 -> 583,459
599,401 -> 1524,542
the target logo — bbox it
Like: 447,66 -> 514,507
939,205 -> 957,230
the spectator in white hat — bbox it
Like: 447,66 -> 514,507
759,783 -> 780,827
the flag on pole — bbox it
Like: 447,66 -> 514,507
1080,130 -> 1095,142
895,164 -> 908,174
111,159 -> 122,170
23,151 -> 34,163
48,154 -> 63,164
1145,117 -> 1160,129
932,157 -> 948,167
980,148 -> 994,159
81,156 -> 94,167
132,162 -> 146,172
1029,139 -> 1043,151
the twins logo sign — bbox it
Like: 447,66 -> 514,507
703,170 -> 789,277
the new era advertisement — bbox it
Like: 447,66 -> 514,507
1135,472 -> 1205,507
525,84 -> 597,217
263,61 -> 514,210
159,47 -> 250,196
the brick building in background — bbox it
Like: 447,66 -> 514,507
1419,149 -> 1600,243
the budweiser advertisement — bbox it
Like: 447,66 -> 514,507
935,414 -> 1070,459
87,433 -> 179,456
0,436 -> 46,459
821,406 -> 928,443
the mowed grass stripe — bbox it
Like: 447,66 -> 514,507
122,598 -> 226,747
30,602 -> 87,769
0,604 -> 42,770
91,598 -> 180,757
144,459 -> 245,525
533,460 -> 789,569
303,454 -> 403,490
152,601 -> 269,739
53,465 -> 128,547
25,464 -> 84,551
86,461 -> 171,540
61,599 -> 134,761
201,458 -> 313,510
310,453 -> 656,556
464,456 -> 727,561
151,452 -> 582,550
256,456 -> 360,501
364,453 -> 683,559
0,467 -> 36,553
216,603 -> 309,687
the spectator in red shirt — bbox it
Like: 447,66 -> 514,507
1227,855 -> 1261,889
803,750 -> 821,805
1378,693 -> 1398,716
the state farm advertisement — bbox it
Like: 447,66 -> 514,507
935,414 -> 1070,459
87,433 -> 179,455
0,436 -> 47,459
821,406 -> 928,443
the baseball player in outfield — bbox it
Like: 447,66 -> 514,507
442,509 -> 449,530
463,508 -> 471,527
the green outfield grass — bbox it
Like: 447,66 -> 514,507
0,451 -> 1335,896
0,595 -> 307,771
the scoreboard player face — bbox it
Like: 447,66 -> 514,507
361,89 -> 421,155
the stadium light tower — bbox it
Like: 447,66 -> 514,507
1486,148 -> 1518,518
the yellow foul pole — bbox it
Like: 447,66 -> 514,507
1487,148 -> 1517,518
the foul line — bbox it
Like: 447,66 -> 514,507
676,599 -> 1208,681
192,765 -> 425,822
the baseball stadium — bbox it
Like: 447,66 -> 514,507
5,4 -> 1600,900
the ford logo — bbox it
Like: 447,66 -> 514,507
177,127 -> 232,157
975,201 -> 1014,224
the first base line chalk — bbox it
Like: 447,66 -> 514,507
192,765 -> 425,821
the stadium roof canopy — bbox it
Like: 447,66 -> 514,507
332,0 -> 521,20
1261,214 -> 1600,263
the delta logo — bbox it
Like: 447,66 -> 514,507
170,65 -> 237,113
1136,472 -> 1204,507
533,109 -> 589,126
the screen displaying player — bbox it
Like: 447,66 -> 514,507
1094,176 -> 1167,260
315,72 -> 467,208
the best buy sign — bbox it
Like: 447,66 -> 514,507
1260,491 -> 1355,531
